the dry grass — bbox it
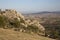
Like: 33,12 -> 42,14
0,28 -> 55,40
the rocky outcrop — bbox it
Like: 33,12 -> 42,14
0,9 -> 45,34
0,9 -> 25,21
25,20 -> 45,32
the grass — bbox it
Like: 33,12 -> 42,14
0,28 -> 55,40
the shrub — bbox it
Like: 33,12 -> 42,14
27,24 -> 39,33
12,18 -> 20,28
0,15 -> 8,28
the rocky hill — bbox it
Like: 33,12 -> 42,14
0,9 -> 45,35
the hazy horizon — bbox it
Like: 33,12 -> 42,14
0,0 -> 60,13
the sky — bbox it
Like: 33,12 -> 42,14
0,0 -> 60,13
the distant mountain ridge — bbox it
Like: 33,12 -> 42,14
31,11 -> 60,14
23,11 -> 60,14
23,11 -> 60,18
